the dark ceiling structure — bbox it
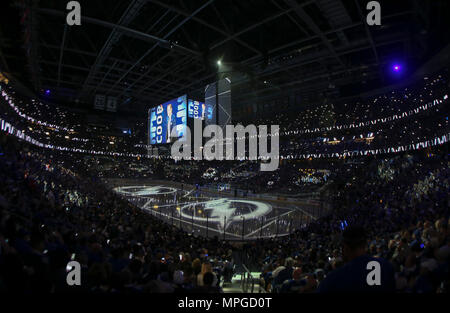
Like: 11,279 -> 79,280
1,0 -> 450,113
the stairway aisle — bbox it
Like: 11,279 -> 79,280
222,272 -> 263,293
222,274 -> 243,293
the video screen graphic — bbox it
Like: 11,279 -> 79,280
188,99 -> 214,120
204,83 -> 217,126
149,95 -> 187,145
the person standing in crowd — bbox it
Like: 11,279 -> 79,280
318,226 -> 396,293
197,262 -> 218,287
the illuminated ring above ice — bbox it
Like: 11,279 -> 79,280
114,185 -> 178,196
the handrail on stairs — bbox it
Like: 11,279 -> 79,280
240,264 -> 255,293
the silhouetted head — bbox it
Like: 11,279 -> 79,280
341,226 -> 367,262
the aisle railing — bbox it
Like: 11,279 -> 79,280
241,264 -> 255,293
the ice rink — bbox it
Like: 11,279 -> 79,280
112,182 -> 329,240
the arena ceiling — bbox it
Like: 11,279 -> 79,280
1,0 -> 450,111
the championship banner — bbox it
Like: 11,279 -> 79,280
94,94 -> 105,110
106,96 -> 118,112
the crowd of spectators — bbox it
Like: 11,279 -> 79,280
0,136 -> 235,293
253,152 -> 449,293
0,68 -> 449,293
1,68 -> 449,160
1,130 -> 448,293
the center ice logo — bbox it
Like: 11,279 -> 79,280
180,198 -> 271,230
114,185 -> 177,196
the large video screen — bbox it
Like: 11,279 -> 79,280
205,83 -> 217,126
149,95 -> 187,145
188,99 -> 214,120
